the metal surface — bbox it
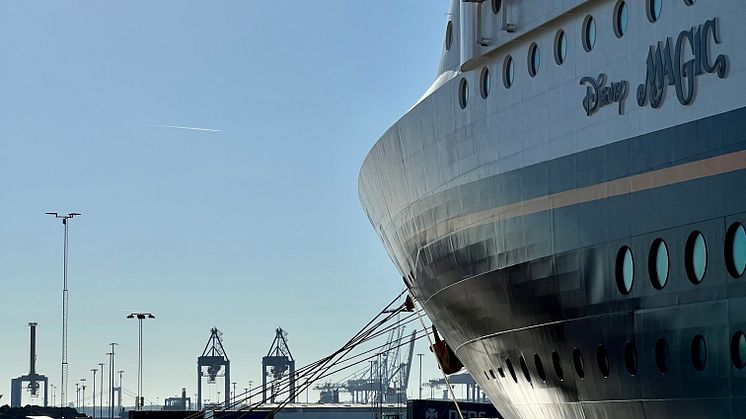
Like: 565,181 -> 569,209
359,0 -> 746,418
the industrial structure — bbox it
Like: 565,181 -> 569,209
163,388 -> 191,411
10,323 -> 48,407
261,328 -> 295,404
314,328 -> 417,405
197,327 -> 230,410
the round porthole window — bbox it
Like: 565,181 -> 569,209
491,0 -> 502,14
597,345 -> 610,378
616,246 -> 634,295
614,1 -> 629,38
554,30 -> 567,65
519,355 -> 532,383
649,239 -> 669,290
503,55 -> 514,88
534,354 -> 547,382
528,43 -> 540,77
732,331 -> 746,369
573,348 -> 585,379
684,0 -> 696,5
726,223 -> 746,278
647,0 -> 662,23
445,21 -> 453,51
582,15 -> 596,52
458,78 -> 469,109
624,341 -> 638,375
655,338 -> 670,373
505,358 -> 518,382
686,231 -> 708,284
480,67 -> 491,99
691,335 -> 707,371
552,351 -> 564,380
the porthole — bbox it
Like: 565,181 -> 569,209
534,354 -> 547,382
582,15 -> 597,52
725,223 -> 746,278
519,355 -> 532,383
489,369 -> 496,379
691,335 -> 707,371
554,30 -> 567,65
458,78 -> 469,110
497,367 -> 505,378
503,55 -> 514,89
655,338 -> 670,373
445,21 -> 453,51
647,0 -> 662,23
528,43 -> 540,77
573,348 -> 585,379
731,331 -> 746,369
505,358 -> 518,383
624,341 -> 638,375
649,239 -> 669,290
686,231 -> 708,283
480,67 -> 491,99
597,345 -> 610,378
684,0 -> 696,5
491,0 -> 502,14
552,351 -> 564,380
616,246 -> 634,295
484,371 -> 490,380
614,1 -> 629,38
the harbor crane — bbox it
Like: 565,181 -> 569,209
197,327 -> 230,409
262,327 -> 296,403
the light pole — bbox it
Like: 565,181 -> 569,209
76,382 -> 80,409
417,353 -> 424,400
91,369 -> 98,419
108,343 -> 118,419
47,211 -> 81,408
127,312 -> 155,410
248,381 -> 253,404
231,382 -> 236,404
51,384 -> 56,407
98,363 -> 105,419
81,379 -> 86,414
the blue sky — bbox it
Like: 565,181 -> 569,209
0,0 -> 452,406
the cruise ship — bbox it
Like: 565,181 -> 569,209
358,0 -> 746,418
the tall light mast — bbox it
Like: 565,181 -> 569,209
46,212 -> 81,408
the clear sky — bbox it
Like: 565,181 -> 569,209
0,0 -> 453,407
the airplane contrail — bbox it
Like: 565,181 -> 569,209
148,123 -> 221,132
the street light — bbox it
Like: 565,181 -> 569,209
80,379 -> 86,414
127,312 -> 155,410
98,363 -> 105,419
91,369 -> 98,419
47,211 -> 81,407
417,353 -> 424,400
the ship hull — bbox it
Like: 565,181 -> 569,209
359,1 -> 746,418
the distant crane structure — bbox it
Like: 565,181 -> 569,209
262,327 -> 296,403
10,323 -> 48,407
314,327 -> 417,404
197,327 -> 230,410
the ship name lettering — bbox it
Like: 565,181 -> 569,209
637,17 -> 728,109
449,410 -> 487,418
581,73 -> 629,117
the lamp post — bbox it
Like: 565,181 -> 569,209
47,211 -> 81,408
118,370 -> 124,413
80,379 -> 86,414
76,382 -> 80,409
98,363 -> 105,419
417,353 -> 424,400
127,313 -> 155,410
51,384 -> 56,407
91,369 -> 98,419
248,381 -> 253,404
108,343 -> 118,419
